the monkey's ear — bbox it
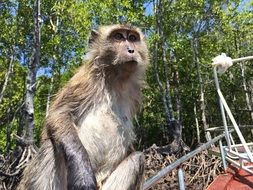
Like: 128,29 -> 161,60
88,30 -> 99,45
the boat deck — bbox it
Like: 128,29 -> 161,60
207,165 -> 253,190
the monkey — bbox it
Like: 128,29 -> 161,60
17,24 -> 149,190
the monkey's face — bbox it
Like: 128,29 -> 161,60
109,29 -> 143,66
88,24 -> 149,74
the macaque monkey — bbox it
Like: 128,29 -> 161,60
18,24 -> 149,190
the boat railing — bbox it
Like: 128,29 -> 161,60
143,130 -> 230,190
143,55 -> 253,190
213,55 -> 253,175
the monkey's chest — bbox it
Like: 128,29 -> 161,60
77,104 -> 135,179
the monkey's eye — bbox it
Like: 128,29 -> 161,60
128,34 -> 137,42
114,33 -> 124,41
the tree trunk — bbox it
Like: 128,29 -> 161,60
153,0 -> 183,148
162,45 -> 174,121
240,63 -> 253,135
250,80 -> 253,111
0,54 -> 14,105
23,0 -> 41,142
173,70 -> 181,120
153,0 -> 166,136
234,29 -> 253,136
192,37 -> 211,142
5,107 -> 12,152
46,75 -> 54,116
46,15 -> 59,116
194,103 -> 200,144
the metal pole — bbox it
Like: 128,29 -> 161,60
178,167 -> 185,190
216,87 -> 253,161
232,56 -> 253,63
219,139 -> 227,171
213,55 -> 253,162
143,132 -> 229,190
213,67 -> 231,149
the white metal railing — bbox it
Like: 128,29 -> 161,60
142,55 -> 253,190
213,55 -> 253,174
143,132 -> 228,189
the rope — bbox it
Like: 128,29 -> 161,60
212,53 -> 253,74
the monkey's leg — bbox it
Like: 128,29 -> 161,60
101,151 -> 144,190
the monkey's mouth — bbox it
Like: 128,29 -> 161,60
124,60 -> 138,65
117,60 -> 138,74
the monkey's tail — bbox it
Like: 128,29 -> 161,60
17,140 -> 66,190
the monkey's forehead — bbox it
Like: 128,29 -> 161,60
98,24 -> 145,39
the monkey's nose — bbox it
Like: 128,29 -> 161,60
128,49 -> 134,54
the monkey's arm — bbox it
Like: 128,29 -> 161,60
46,111 -> 97,190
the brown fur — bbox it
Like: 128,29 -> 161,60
18,24 -> 149,190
